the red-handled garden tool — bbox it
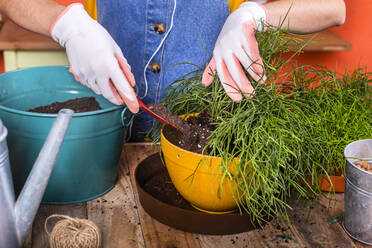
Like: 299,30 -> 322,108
137,98 -> 181,131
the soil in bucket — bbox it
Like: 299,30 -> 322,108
28,97 -> 102,113
354,161 -> 372,173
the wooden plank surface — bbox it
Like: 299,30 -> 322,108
32,203 -> 87,248
86,150 -> 145,248
318,193 -> 370,248
0,19 -> 62,50
193,201 -> 356,248
195,219 -> 310,248
289,201 -> 356,248
30,143 -> 362,248
288,30 -> 352,51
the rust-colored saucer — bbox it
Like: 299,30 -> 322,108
135,154 -> 261,235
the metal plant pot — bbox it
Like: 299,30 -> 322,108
343,139 -> 372,245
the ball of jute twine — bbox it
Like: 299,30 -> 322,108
44,214 -> 101,248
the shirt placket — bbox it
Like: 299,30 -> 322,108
142,0 -> 169,103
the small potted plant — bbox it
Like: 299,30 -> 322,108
289,67 -> 372,192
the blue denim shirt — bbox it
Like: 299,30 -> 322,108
97,0 -> 229,140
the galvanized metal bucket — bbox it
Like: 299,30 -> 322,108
0,66 -> 133,204
343,139 -> 372,245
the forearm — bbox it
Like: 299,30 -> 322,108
0,0 -> 65,36
264,0 -> 346,34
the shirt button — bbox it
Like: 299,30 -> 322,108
149,62 -> 161,74
154,23 -> 166,34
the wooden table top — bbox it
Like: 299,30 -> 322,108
0,18 -> 62,50
27,143 -> 367,248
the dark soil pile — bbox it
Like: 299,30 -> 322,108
147,104 -> 214,154
28,97 -> 102,113
163,111 -> 214,154
354,161 -> 372,173
147,104 -> 190,132
143,166 -> 192,210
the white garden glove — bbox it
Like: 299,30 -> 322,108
50,3 -> 139,113
202,2 -> 267,101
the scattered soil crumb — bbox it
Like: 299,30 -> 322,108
28,97 -> 102,113
354,160 -> 372,173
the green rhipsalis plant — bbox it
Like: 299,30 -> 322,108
152,24 -> 371,224
288,66 -> 372,180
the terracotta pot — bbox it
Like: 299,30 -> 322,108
161,127 -> 244,214
318,174 -> 345,193
307,174 -> 345,193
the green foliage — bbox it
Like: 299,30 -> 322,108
291,66 -> 372,176
152,25 -> 372,224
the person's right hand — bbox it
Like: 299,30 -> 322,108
50,3 -> 139,113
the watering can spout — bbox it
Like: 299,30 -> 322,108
0,109 -> 73,247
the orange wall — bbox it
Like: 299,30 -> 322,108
295,0 -> 372,73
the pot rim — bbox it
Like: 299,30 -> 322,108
0,104 -> 122,118
344,139 -> 372,176
0,66 -> 123,118
161,127 -> 239,161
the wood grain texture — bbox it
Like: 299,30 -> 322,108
288,30 -> 352,51
289,202 -> 356,248
194,215 -> 307,248
319,193 -> 371,248
0,19 -> 62,50
86,151 -> 145,248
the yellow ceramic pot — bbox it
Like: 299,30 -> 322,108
161,128 -> 241,214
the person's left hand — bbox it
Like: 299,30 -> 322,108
202,2 -> 267,101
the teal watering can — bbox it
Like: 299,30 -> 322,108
0,109 -> 73,248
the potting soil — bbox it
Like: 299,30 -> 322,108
163,111 -> 214,154
143,166 -> 192,210
147,104 -> 190,132
354,161 -> 372,173
28,97 -> 102,113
